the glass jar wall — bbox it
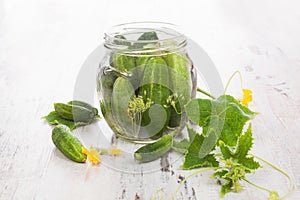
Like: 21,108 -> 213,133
97,22 -> 197,143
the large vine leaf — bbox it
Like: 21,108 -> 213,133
219,140 -> 233,159
213,124 -> 261,197
219,124 -> 261,170
234,124 -> 254,160
181,133 -> 219,169
185,95 -> 257,149
172,124 -> 197,154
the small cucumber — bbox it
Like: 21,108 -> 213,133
165,53 -> 191,127
135,56 -> 150,67
112,77 -> 135,134
139,57 -> 170,107
134,134 -> 173,162
133,55 -> 150,93
52,124 -> 87,163
54,103 -> 95,123
98,68 -> 124,134
67,100 -> 98,116
112,52 -> 140,89
139,57 -> 170,138
112,52 -> 136,72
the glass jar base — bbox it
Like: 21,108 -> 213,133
115,125 -> 184,144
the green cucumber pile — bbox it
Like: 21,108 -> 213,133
99,31 -> 192,140
43,101 -> 101,164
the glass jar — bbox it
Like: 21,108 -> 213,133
97,22 -> 197,143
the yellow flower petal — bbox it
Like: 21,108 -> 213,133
241,89 -> 253,107
108,147 -> 122,156
82,147 -> 100,165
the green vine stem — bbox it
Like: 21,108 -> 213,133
242,178 -> 273,193
223,70 -> 243,94
197,71 -> 244,99
250,154 -> 295,199
153,154 -> 294,200
196,88 -> 216,99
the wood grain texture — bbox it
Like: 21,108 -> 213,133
1,0 -> 300,199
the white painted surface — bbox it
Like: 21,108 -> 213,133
0,0 -> 300,199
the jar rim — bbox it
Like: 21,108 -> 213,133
104,21 -> 186,51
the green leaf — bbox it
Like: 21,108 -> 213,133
181,153 -> 218,169
181,134 -> 218,169
231,124 -> 261,169
220,180 -> 233,197
238,157 -> 261,170
137,31 -> 159,41
219,140 -> 233,159
187,124 -> 197,142
214,125 -> 262,198
43,111 -> 91,130
234,124 -> 253,160
185,95 -> 257,147
171,124 -> 198,154
211,170 -> 228,179
172,139 -> 189,154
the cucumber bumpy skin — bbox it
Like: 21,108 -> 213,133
112,53 -> 136,72
139,56 -> 171,138
52,124 -> 87,163
165,53 -> 191,127
134,134 -> 173,162
54,103 -> 96,123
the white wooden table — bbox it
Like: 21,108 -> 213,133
1,0 -> 299,199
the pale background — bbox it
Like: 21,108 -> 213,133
0,0 -> 300,199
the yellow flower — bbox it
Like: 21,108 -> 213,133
108,147 -> 122,156
82,147 -> 100,165
241,89 -> 252,107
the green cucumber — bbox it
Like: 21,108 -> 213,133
112,52 -> 136,72
165,53 -> 191,127
139,57 -> 170,138
111,52 -> 140,89
98,68 -> 124,134
54,103 -> 96,123
112,77 -> 135,134
52,124 -> 87,163
54,103 -> 94,122
134,134 -> 173,162
133,55 -> 150,93
67,100 -> 98,116
136,56 -> 150,67
98,67 -> 116,112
